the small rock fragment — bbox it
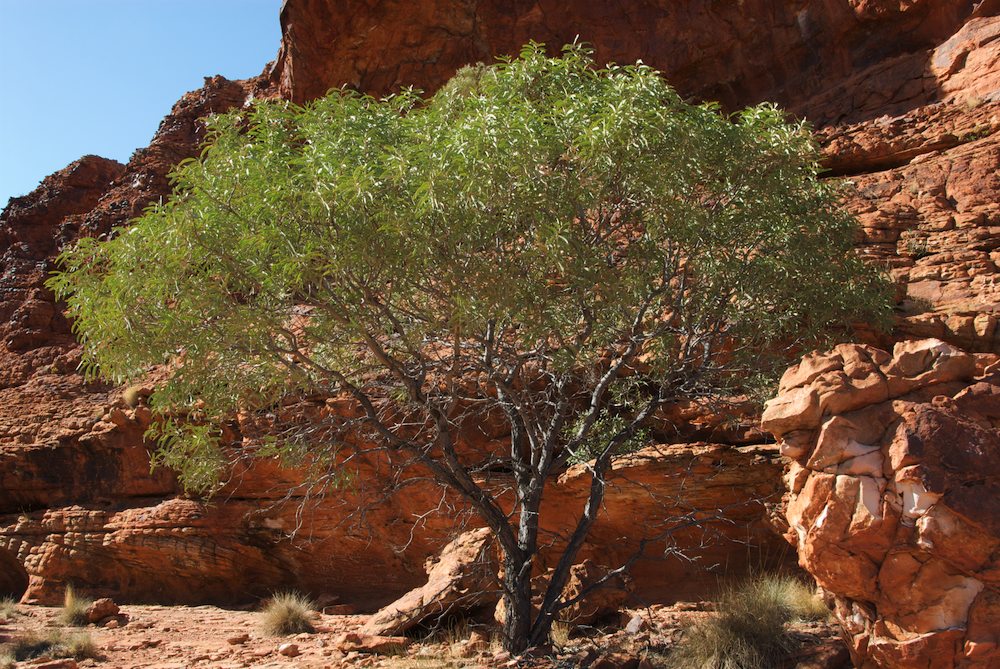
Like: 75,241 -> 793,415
624,613 -> 647,634
86,597 -> 120,623
278,642 -> 300,657
337,632 -> 411,654
34,660 -> 79,669
568,647 -> 599,666
467,629 -> 489,652
592,652 -> 639,669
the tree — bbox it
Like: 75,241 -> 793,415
49,44 -> 890,653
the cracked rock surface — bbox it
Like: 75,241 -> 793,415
764,339 -> 1000,669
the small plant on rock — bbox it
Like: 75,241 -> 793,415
59,584 -> 93,626
901,232 -> 931,260
260,591 -> 316,636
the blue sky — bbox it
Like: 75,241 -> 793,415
0,0 -> 282,209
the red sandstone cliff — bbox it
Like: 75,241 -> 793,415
2,0 -> 999,616
271,0 -> 990,124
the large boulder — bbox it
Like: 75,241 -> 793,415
763,339 -> 1000,669
363,528 -> 499,635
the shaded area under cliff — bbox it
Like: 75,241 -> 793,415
0,547 -> 27,600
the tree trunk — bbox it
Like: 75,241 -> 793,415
500,554 -> 534,654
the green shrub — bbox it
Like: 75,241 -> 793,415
667,575 -> 829,669
260,591 -> 316,636
59,585 -> 93,626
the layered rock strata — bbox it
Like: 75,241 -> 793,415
763,339 -> 999,668
2,0 -> 1000,612
1,409 -> 786,607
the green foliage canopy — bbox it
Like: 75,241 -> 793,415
50,44 -> 890,495
50,44 -> 891,651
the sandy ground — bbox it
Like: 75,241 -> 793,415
2,604 -> 365,669
1,602 -> 847,669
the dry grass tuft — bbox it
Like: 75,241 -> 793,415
429,616 -> 469,644
260,591 -> 316,636
0,596 -> 17,621
0,629 -> 99,664
667,575 -> 829,669
62,631 -> 100,659
439,619 -> 471,659
59,584 -> 93,626
765,576 -> 831,622
549,621 -> 573,648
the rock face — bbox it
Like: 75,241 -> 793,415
2,0 -> 1000,614
0,156 -> 123,371
0,74 -> 276,603
763,339 -> 1000,669
830,93 -> 1000,353
0,74 -> 264,499
547,443 -> 786,602
272,0 -> 979,122
1,430 -> 786,607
